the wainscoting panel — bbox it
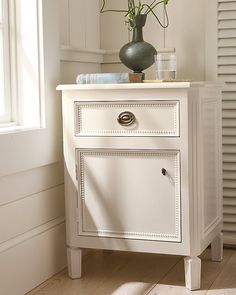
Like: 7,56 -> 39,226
0,185 -> 64,244
0,161 -> 64,206
0,222 -> 66,295
0,160 -> 66,294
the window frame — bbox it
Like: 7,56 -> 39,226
0,0 -> 45,129
0,0 -> 12,124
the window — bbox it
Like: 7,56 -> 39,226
0,0 -> 43,129
0,0 -> 62,177
0,0 -> 11,124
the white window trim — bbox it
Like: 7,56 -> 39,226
0,0 -> 12,124
0,0 -> 46,130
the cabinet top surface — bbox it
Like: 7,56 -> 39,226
56,82 -> 222,91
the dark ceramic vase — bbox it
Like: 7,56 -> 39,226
119,15 -> 157,73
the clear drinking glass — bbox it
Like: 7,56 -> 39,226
155,52 -> 177,80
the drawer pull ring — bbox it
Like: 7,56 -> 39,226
162,168 -> 167,176
117,111 -> 136,126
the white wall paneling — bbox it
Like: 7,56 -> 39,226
0,161 -> 63,206
0,222 -> 66,295
217,0 -> 236,245
61,47 -> 105,64
84,0 -> 100,50
0,185 -> 64,244
0,161 -> 66,294
68,0 -> 100,49
100,0 -> 130,50
68,0 -> 86,48
60,0 -> 70,46
59,0 -> 102,68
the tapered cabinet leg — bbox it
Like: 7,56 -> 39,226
67,247 -> 82,279
211,232 -> 223,262
184,256 -> 201,290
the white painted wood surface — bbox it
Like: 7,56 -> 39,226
74,101 -> 179,136
77,150 -> 181,242
59,0 -> 69,46
0,162 -> 66,295
211,232 -> 224,262
0,185 -> 64,244
59,82 -> 223,290
0,222 -> 66,295
184,257 -> 201,290
0,161 -> 63,206
57,81 -> 215,90
67,247 -> 82,279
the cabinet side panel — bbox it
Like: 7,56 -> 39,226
201,98 -> 222,238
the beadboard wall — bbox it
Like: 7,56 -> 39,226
60,0 -> 102,82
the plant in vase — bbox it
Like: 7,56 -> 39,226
100,0 -> 169,74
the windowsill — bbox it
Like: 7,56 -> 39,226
0,124 -> 43,134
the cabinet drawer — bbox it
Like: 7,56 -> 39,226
74,101 -> 179,137
76,149 -> 181,242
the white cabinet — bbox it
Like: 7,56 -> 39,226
57,82 -> 223,290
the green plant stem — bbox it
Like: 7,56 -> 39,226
144,0 -> 164,15
100,0 -> 169,29
143,0 -> 159,14
148,3 -> 169,28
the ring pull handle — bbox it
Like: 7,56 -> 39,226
117,111 -> 136,126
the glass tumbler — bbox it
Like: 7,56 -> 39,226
155,53 -> 177,80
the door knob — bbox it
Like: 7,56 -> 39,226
162,168 -> 167,176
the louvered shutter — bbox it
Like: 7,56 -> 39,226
218,0 -> 236,245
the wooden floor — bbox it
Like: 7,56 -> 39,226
27,248 -> 236,295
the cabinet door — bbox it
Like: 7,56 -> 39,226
76,149 -> 181,242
